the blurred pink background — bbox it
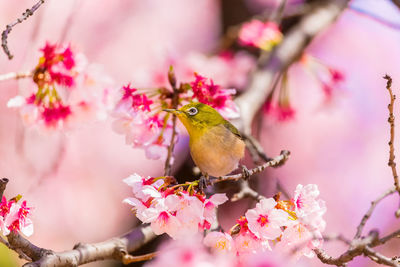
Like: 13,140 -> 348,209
0,0 -> 400,266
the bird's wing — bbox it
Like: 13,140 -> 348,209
223,121 -> 244,140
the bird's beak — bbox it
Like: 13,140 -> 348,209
163,109 -> 182,115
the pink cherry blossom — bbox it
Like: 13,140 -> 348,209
300,54 -> 345,102
238,20 -> 283,51
189,73 -> 240,119
204,232 -> 235,253
245,198 -> 290,240
149,195 -> 182,238
112,84 -> 172,160
182,51 -> 256,89
277,223 -> 323,259
0,197 -> 34,237
38,42 -> 77,88
8,43 -> 115,130
203,193 -> 228,227
174,194 -> 204,238
293,184 -> 327,230
145,235 -> 235,267
123,175 -> 228,239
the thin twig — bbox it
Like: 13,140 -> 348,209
231,180 -> 263,202
364,246 -> 400,266
0,178 -> 9,200
323,233 -> 351,245
121,251 -> 157,264
384,75 -> 400,195
377,228 -> 400,245
1,0 -> 45,59
164,68 -> 179,176
0,71 -> 33,82
211,150 -> 290,184
354,188 -> 396,239
242,133 -> 271,163
314,232 -> 381,266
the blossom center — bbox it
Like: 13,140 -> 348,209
257,215 -> 269,227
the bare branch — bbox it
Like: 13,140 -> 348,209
377,228 -> 400,246
234,0 -> 349,133
314,232 -> 382,266
384,75 -> 400,195
22,226 -> 156,267
211,150 -> 290,184
364,246 -> 400,266
1,0 -> 45,60
354,188 -> 396,239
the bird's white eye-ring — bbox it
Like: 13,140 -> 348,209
187,107 -> 198,116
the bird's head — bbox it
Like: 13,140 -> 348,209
164,102 -> 225,135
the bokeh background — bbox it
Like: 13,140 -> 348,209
0,0 -> 400,266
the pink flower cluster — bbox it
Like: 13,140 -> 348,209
37,42 -> 76,87
204,184 -> 326,259
145,235 -> 294,267
7,42 -> 115,129
189,73 -> 239,119
0,196 -> 33,237
301,54 -> 345,102
123,174 -> 228,239
238,20 -> 283,51
112,72 -> 240,159
112,85 -> 172,160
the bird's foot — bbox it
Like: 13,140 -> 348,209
199,173 -> 210,192
241,165 -> 251,180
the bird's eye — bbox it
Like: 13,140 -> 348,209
187,107 -> 198,116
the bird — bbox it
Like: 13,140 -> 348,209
164,102 -> 245,178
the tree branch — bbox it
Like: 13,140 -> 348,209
234,0 -> 349,133
22,225 -> 156,267
384,75 -> 400,195
354,188 -> 396,239
211,150 -> 290,184
1,0 -> 45,60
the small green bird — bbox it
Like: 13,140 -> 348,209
164,102 -> 245,177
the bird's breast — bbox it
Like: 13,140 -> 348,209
190,124 -> 245,177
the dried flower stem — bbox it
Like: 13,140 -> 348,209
1,0 -> 45,60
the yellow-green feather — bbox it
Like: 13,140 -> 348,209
176,102 -> 245,176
